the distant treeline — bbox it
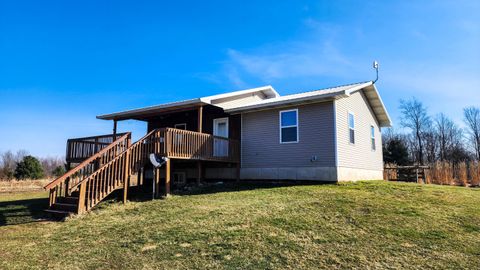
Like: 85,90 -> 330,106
383,97 -> 480,165
0,150 -> 66,181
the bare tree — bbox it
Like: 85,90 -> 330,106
423,130 -> 437,163
399,98 -> 431,164
0,151 -> 16,180
464,106 -> 480,160
40,156 -> 66,177
434,113 -> 464,162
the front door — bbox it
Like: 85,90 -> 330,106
213,117 -> 229,157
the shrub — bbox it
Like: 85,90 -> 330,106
52,165 -> 66,178
14,156 -> 44,180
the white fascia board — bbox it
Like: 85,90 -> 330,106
96,98 -> 205,120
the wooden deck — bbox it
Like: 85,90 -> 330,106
45,128 -> 240,215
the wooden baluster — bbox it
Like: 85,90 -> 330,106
49,188 -> 56,207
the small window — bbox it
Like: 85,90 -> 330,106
174,123 -> 187,130
348,113 -> 355,144
280,109 -> 298,143
371,125 -> 376,150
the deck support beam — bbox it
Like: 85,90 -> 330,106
165,159 -> 171,196
154,168 -> 160,198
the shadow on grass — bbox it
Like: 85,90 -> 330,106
128,180 -> 334,202
0,197 -> 49,226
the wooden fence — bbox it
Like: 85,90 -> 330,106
385,161 -> 480,187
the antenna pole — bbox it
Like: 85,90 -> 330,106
373,61 -> 379,83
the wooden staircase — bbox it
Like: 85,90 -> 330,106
44,128 -> 241,217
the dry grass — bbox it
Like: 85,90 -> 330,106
0,179 -> 51,193
427,161 -> 480,187
1,181 -> 480,269
386,162 -> 480,187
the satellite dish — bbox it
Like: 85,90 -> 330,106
149,154 -> 167,168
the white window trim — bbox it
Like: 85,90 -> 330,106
279,109 -> 299,144
174,123 -> 187,130
213,117 -> 229,138
371,124 -> 376,151
348,111 -> 355,145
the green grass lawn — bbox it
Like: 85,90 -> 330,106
1,181 -> 479,269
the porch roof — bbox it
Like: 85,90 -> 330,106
96,85 -> 278,121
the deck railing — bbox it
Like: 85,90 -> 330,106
45,128 -> 240,213
66,133 -> 128,163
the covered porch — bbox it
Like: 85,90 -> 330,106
84,103 -> 241,196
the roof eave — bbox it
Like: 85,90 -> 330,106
96,98 -> 205,120
225,91 -> 346,114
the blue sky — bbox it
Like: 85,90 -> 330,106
0,0 -> 479,157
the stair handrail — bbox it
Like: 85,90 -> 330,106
44,132 -> 132,190
69,129 -> 161,191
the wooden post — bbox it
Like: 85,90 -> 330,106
154,168 -> 160,198
49,188 -> 56,207
197,161 -> 202,185
77,182 -> 87,214
198,106 -> 203,133
113,119 -> 118,141
123,150 -> 131,204
165,158 -> 171,196
139,167 -> 144,186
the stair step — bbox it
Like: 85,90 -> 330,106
57,196 -> 79,204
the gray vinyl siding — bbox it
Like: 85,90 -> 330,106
241,102 -> 336,168
335,91 -> 383,171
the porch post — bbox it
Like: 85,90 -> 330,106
113,119 -> 118,140
165,158 -> 171,196
197,106 -> 203,133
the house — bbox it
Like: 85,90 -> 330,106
44,81 -> 391,216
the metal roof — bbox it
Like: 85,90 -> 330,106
225,81 -> 392,127
96,82 -> 391,127
96,85 -> 278,120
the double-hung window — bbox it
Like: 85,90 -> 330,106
280,109 -> 298,143
371,125 -> 376,150
348,112 -> 355,144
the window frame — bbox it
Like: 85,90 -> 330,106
348,112 -> 355,145
279,109 -> 299,144
370,125 -> 376,151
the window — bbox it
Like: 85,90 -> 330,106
371,125 -> 376,150
280,109 -> 298,143
174,123 -> 187,130
348,112 -> 355,144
